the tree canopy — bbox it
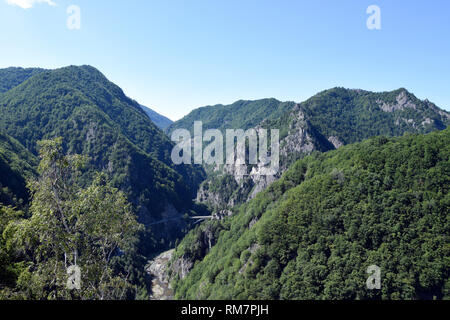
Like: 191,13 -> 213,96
172,128 -> 450,300
1,139 -> 144,299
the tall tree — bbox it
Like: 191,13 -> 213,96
6,138 -> 143,300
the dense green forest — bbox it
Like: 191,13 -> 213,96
167,99 -> 296,135
0,66 -> 205,257
168,88 -> 450,143
169,87 -> 450,212
0,67 -> 45,94
172,128 -> 450,299
0,66 -> 207,299
300,88 -> 449,145
0,139 -> 147,299
1,65 -> 449,300
0,132 -> 37,207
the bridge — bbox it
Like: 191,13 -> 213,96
190,216 -> 214,220
147,215 -> 215,226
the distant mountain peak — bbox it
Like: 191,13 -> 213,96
168,87 -> 450,210
139,105 -> 173,130
0,67 -> 46,93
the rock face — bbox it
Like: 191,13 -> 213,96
190,90 -> 450,213
377,91 -> 417,112
238,243 -> 261,274
146,249 -> 175,300
165,218 -> 228,285
170,255 -> 194,281
194,104 -> 333,210
328,136 -> 344,149
280,105 -> 316,158
196,181 -> 227,207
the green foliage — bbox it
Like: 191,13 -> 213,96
0,65 -> 205,255
301,88 -> 450,145
1,66 -> 449,300
0,67 -> 45,93
1,139 -> 144,299
173,128 -> 450,300
140,105 -> 173,130
167,99 -> 295,135
0,205 -> 26,296
0,66 -> 172,158
168,87 -> 449,211
0,132 -> 37,207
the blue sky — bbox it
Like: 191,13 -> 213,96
1,0 -> 449,120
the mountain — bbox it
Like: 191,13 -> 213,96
0,65 -> 205,255
1,65 -> 449,300
169,88 -> 450,142
0,67 -> 45,93
0,131 -> 37,207
169,88 -> 450,211
171,127 -> 450,299
167,98 -> 294,135
298,87 -> 449,144
140,105 -> 173,130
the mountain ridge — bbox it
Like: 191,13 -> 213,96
0,67 -> 46,93
171,127 -> 450,299
1,65 -> 449,300
140,104 -> 173,130
0,131 -> 37,207
168,87 -> 450,211
0,65 -> 205,256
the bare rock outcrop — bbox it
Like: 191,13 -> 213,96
377,91 -> 417,112
146,249 -> 175,300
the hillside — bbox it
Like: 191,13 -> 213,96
170,88 -> 450,211
0,67 -> 45,93
168,88 -> 450,144
167,99 -> 295,135
0,65 -> 205,255
140,105 -> 173,130
171,128 -> 450,300
1,65 -> 449,300
299,88 -> 449,145
0,132 -> 37,207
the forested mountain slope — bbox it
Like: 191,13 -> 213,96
170,88 -> 450,211
0,132 -> 37,207
171,128 -> 450,300
140,105 -> 173,130
0,65 -> 205,255
0,67 -> 45,93
167,99 -> 295,135
299,87 -> 449,145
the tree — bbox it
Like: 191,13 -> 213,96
0,205 -> 24,298
6,138 -> 143,300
